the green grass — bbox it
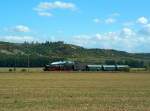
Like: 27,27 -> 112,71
0,72 -> 150,111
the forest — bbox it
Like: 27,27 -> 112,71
0,41 -> 150,69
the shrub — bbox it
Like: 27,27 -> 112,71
9,69 -> 13,72
21,69 -> 27,72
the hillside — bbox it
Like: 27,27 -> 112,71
0,41 -> 150,68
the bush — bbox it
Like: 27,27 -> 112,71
9,69 -> 13,72
125,68 -> 130,72
21,69 -> 27,72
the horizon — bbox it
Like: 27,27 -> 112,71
0,0 -> 150,53
1,40 -> 150,54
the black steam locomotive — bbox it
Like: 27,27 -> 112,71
44,61 -> 129,72
44,61 -> 75,71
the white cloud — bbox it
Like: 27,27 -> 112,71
38,12 -> 52,17
139,24 -> 150,36
93,18 -> 101,23
72,27 -> 150,52
105,18 -> 116,24
72,35 -> 92,46
0,35 -> 38,43
34,1 -> 77,17
37,1 -> 76,10
121,28 -> 135,36
137,17 -> 148,25
9,25 -> 30,33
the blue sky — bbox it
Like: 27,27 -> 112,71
0,0 -> 150,52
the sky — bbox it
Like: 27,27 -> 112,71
0,0 -> 150,53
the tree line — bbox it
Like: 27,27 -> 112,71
0,41 -> 150,69
0,54 -> 148,68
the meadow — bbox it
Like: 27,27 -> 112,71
0,72 -> 150,111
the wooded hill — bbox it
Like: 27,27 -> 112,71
0,41 -> 150,68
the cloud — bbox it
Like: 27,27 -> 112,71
93,18 -> 116,24
93,13 -> 119,25
105,18 -> 116,24
72,35 -> 92,46
0,35 -> 39,43
34,1 -> 77,17
137,17 -> 148,25
139,24 -> 150,36
121,28 -> 135,36
93,18 -> 101,24
110,13 -> 120,17
37,1 -> 76,10
38,12 -> 52,17
6,25 -> 30,33
72,27 -> 150,52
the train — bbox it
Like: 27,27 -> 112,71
43,61 -> 130,72
44,61 -> 75,71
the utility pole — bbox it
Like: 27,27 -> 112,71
14,55 -> 16,72
27,43 -> 30,73
27,54 -> 30,72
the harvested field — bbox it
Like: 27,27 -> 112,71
0,72 -> 150,111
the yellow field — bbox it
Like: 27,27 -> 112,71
0,72 -> 150,111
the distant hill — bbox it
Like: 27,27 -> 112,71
0,41 -> 150,68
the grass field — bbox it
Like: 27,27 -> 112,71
0,72 -> 150,111
0,68 -> 43,73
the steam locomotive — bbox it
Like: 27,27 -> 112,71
43,61 -> 129,71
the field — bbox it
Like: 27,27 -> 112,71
0,72 -> 150,111
0,68 -> 43,73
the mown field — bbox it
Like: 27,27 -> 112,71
0,72 -> 150,111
